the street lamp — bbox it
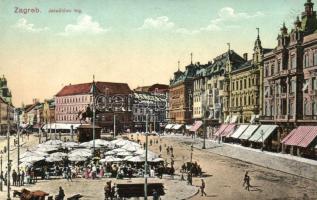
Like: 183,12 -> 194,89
260,130 -> 264,151
144,113 -> 149,200
0,155 -> 2,192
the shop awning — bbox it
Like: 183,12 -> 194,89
221,124 -> 236,137
189,121 -> 203,132
230,115 -> 238,123
185,125 -> 192,130
248,125 -> 278,142
281,129 -> 297,143
172,124 -> 183,130
297,126 -> 317,148
165,124 -> 174,129
239,125 -> 259,140
42,123 -> 81,130
283,126 -> 314,146
230,125 -> 249,139
214,124 -> 229,136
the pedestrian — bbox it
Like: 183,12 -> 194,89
166,147 -> 169,155
243,171 -> 248,187
66,167 -> 72,181
170,146 -> 173,155
187,172 -> 192,185
150,139 -> 153,146
245,174 -> 251,191
143,142 -> 146,149
152,189 -> 159,200
57,186 -> 65,200
159,145 -> 162,153
12,169 -> 17,186
201,179 -> 207,196
21,171 -> 25,186
17,171 -> 21,187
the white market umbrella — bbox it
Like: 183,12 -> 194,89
117,151 -> 133,157
37,146 -> 59,152
44,140 -> 63,146
46,156 -> 63,162
79,142 -> 102,148
100,156 -> 122,163
150,157 -> 164,162
112,139 -> 129,147
68,155 -> 87,162
62,142 -> 79,148
20,155 -> 45,163
19,162 -> 33,168
134,149 -> 145,155
50,152 -> 67,158
123,155 -> 134,161
104,150 -> 116,156
139,151 -> 157,160
21,151 -> 48,158
69,149 -> 92,157
112,148 -> 127,153
89,139 -> 110,147
122,144 -> 139,152
127,156 -> 144,162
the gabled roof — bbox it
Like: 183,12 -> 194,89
232,60 -> 253,72
55,82 -> 131,97
170,63 -> 199,86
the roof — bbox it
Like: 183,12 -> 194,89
232,60 -> 253,72
56,82 -> 131,97
205,50 -> 245,77
170,63 -> 198,86
134,84 -> 169,93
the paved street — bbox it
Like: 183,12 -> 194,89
0,134 -> 316,199
133,134 -> 317,200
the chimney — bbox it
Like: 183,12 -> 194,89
243,53 -> 248,61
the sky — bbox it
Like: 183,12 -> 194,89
0,0 -> 306,106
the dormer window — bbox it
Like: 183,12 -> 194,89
304,54 -> 309,68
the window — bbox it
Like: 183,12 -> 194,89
291,55 -> 296,69
289,102 -> 294,116
277,60 -> 282,70
232,82 -> 235,91
219,81 -> 224,90
265,64 -> 269,77
240,80 -> 242,90
244,79 -> 247,89
304,54 -> 309,68
271,65 -> 275,76
313,78 -> 317,90
314,51 -> 317,66
313,101 -> 317,115
290,80 -> 296,93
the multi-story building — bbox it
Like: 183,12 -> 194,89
262,0 -> 317,138
169,61 -> 198,126
55,81 -> 133,132
132,91 -> 167,132
229,33 -> 272,123
204,50 -> 246,123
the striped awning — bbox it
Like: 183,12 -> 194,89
297,127 -> 317,147
189,121 -> 203,132
214,124 -> 229,136
239,125 -> 259,140
230,125 -> 249,139
221,124 -> 236,137
185,125 -> 192,130
283,126 -> 313,146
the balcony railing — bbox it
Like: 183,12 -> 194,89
303,115 -> 317,120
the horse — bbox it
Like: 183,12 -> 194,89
20,188 -> 49,200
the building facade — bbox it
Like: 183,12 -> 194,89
55,82 -> 133,132
262,0 -> 317,140
169,62 -> 198,125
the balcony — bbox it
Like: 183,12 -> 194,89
277,115 -> 288,120
260,116 -> 274,121
302,116 -> 317,120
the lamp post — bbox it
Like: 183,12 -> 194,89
113,114 -> 116,138
0,155 -> 2,192
7,119 -> 11,200
261,130 -> 264,152
144,113 -> 148,200
92,77 -> 96,156
17,115 -> 20,183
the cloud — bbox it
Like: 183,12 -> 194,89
13,18 -> 49,32
59,14 -> 110,36
138,16 -> 175,30
200,7 -> 264,31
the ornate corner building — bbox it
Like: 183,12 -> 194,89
261,0 -> 317,137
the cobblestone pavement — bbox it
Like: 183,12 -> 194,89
132,134 -> 317,200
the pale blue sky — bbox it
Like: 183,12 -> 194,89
0,0 -> 306,105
